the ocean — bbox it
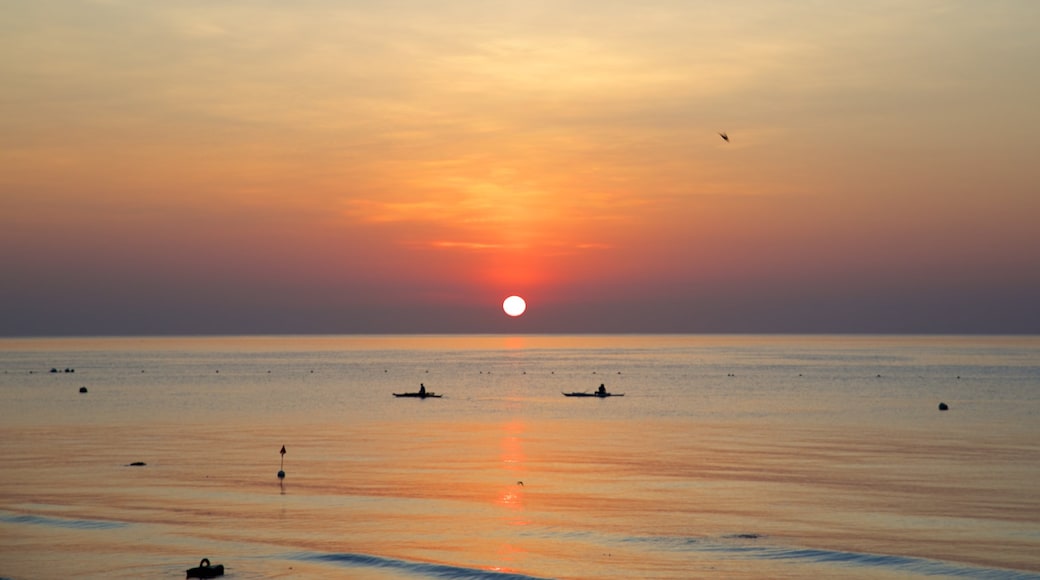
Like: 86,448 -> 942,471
1,335 -> 1038,579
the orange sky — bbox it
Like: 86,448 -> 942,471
2,1 -> 1038,334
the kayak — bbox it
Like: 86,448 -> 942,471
562,392 -> 623,397
393,392 -> 442,398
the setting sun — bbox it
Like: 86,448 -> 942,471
503,296 -> 527,317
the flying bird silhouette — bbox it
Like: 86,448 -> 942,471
719,132 -> 729,142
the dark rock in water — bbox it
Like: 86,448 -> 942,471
79,386 -> 88,393
127,462 -> 146,467
938,402 -> 949,411
186,558 -> 224,578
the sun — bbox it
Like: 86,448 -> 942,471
503,295 -> 527,317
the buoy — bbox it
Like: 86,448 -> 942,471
938,402 -> 949,411
79,386 -> 88,393
186,557 -> 224,578
278,445 -> 286,479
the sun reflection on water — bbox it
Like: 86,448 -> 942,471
497,419 -> 529,524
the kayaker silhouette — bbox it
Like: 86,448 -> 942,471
598,384 -> 606,396
419,383 -> 426,396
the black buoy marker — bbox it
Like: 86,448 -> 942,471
278,445 -> 286,479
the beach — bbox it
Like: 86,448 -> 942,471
2,335 -> 1039,579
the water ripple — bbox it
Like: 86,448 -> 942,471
0,512 -> 127,530
613,533 -> 1039,578
689,535 -> 1039,579
289,551 -> 554,580
746,545 -> 1040,579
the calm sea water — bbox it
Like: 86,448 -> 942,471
1,335 -> 1038,579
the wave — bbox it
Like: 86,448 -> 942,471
289,551 -> 553,580
631,534 -> 1040,579
0,511 -> 127,530
287,536 -> 1040,580
748,545 -> 1039,579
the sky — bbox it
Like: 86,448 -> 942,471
2,0 -> 1039,335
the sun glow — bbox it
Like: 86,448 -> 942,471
503,295 -> 527,317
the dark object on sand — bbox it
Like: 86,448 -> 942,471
79,386 -> 88,393
186,558 -> 224,578
938,402 -> 949,411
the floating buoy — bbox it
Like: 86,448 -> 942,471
79,386 -> 88,393
186,557 -> 224,578
938,402 -> 949,411
278,445 -> 286,479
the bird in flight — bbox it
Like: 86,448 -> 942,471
719,132 -> 729,142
